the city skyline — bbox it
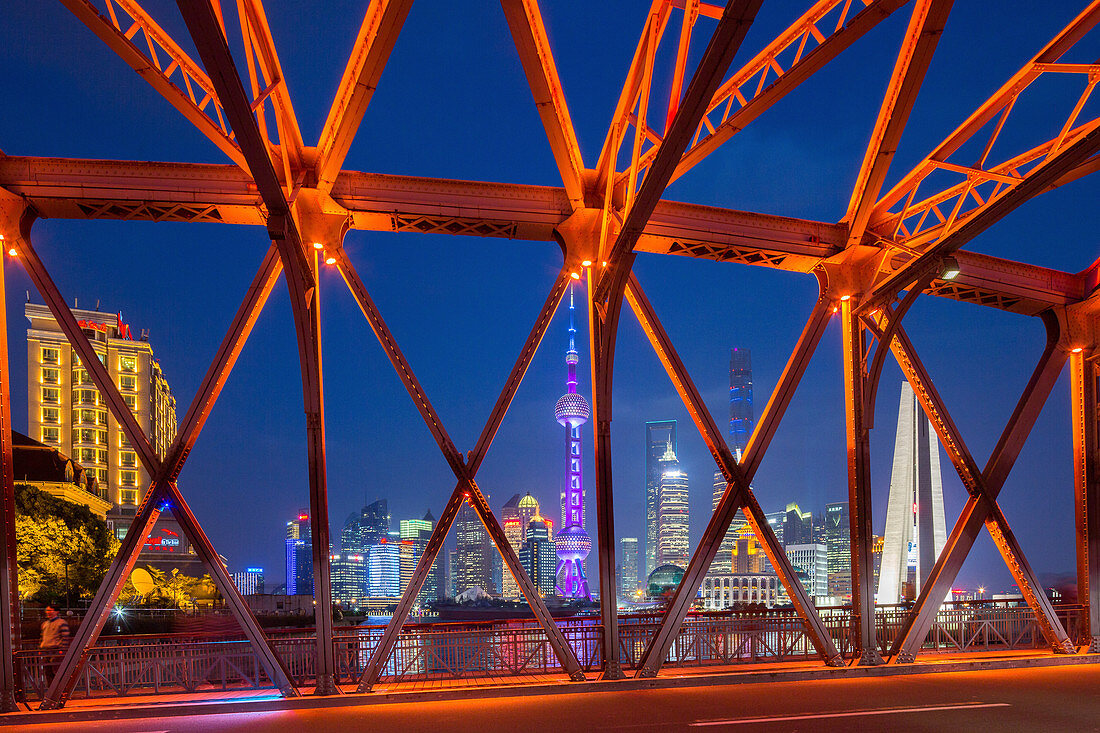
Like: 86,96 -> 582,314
4,1 -> 1093,598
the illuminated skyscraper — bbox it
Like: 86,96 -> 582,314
823,502 -> 851,599
728,348 -> 754,452
329,553 -> 366,604
645,420 -> 676,579
231,567 -> 264,596
520,514 -> 556,598
657,442 -> 689,569
285,511 -> 312,596
454,499 -> 498,596
400,511 -> 443,607
554,285 -> 592,599
502,493 -> 542,599
368,538 -> 400,597
878,382 -> 947,604
619,537 -> 638,598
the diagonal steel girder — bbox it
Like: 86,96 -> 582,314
333,253 -> 585,688
873,314 -> 1074,661
843,0 -> 953,247
176,0 -> 341,693
13,216 -> 297,708
627,274 -> 843,676
593,0 -> 763,305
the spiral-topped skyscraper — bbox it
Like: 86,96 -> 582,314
554,284 -> 592,599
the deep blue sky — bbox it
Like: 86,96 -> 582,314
2,1 -> 1098,594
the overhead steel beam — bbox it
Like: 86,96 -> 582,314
315,0 -> 414,193
177,0 -> 339,693
595,0 -> 764,304
334,253 -> 584,684
844,0 -> 953,246
57,0 -> 246,169
627,275 -> 843,676
884,318 -> 1074,661
1072,350 -> 1100,651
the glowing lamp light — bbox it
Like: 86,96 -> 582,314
840,295 -> 851,301
325,255 -> 336,265
6,248 -> 15,257
298,514 -> 308,521
570,272 -> 580,280
832,306 -> 838,313
581,260 -> 592,267
312,242 -> 324,250
940,255 -> 961,281
1072,347 -> 1084,353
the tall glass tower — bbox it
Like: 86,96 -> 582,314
645,420 -> 676,580
554,285 -> 592,599
729,347 -> 754,452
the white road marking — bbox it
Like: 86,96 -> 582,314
689,702 -> 1011,726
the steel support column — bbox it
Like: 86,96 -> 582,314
1072,349 -> 1100,651
0,236 -> 19,712
841,297 -> 884,665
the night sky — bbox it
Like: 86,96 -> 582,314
3,1 -> 1098,594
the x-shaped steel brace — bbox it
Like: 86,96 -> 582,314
331,252 -> 585,690
627,274 -> 844,676
12,213 -> 297,708
862,307 -> 1074,661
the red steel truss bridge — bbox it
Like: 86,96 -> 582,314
1,0 -> 1100,713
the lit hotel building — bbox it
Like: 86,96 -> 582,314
26,303 -> 177,508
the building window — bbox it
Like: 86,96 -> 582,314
97,410 -> 107,427
120,375 -> 137,392
80,409 -> 97,425
79,428 -> 96,445
79,448 -> 97,464
73,368 -> 91,386
42,368 -> 60,385
42,387 -> 59,404
120,355 -> 137,373
120,451 -> 137,468
119,432 -> 131,449
98,449 -> 108,464
41,347 -> 60,365
96,468 -> 107,483
120,470 -> 138,487
41,427 -> 60,443
119,489 -> 138,506
97,430 -> 108,446
123,394 -> 136,410
41,407 -> 60,424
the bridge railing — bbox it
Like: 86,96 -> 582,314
14,603 -> 1083,699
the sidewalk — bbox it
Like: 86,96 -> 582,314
6,648 -> 1099,726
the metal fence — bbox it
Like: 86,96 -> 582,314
15,603 -> 1084,701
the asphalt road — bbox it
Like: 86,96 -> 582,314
15,664 -> 1100,733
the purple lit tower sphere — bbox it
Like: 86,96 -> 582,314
554,285 -> 592,599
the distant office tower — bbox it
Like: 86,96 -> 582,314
398,537 -> 415,599
343,498 -> 390,590
711,471 -> 734,573
232,567 -> 264,595
783,503 -> 813,546
554,286 -> 592,599
728,347 -> 754,453
448,549 -> 458,598
657,442 -> 689,568
823,502 -> 851,599
619,537 -> 639,598
645,420 -> 677,579
285,511 -> 312,596
502,493 -> 542,599
368,539 -> 400,597
454,500 -> 498,596
878,382 -> 947,604
519,514 -> 556,598
872,535 -> 885,590
731,527 -> 766,574
329,553 -> 366,604
25,303 -> 178,508
786,543 -> 828,598
400,511 -> 444,606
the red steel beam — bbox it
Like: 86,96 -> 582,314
843,0 -> 953,246
0,236 -> 18,712
500,0 -> 586,210
627,275 -> 843,676
1072,350 -> 1100,651
315,0 -> 414,193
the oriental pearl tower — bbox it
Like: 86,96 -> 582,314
554,284 -> 592,599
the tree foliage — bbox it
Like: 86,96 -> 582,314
120,566 -> 219,608
15,483 -> 119,604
